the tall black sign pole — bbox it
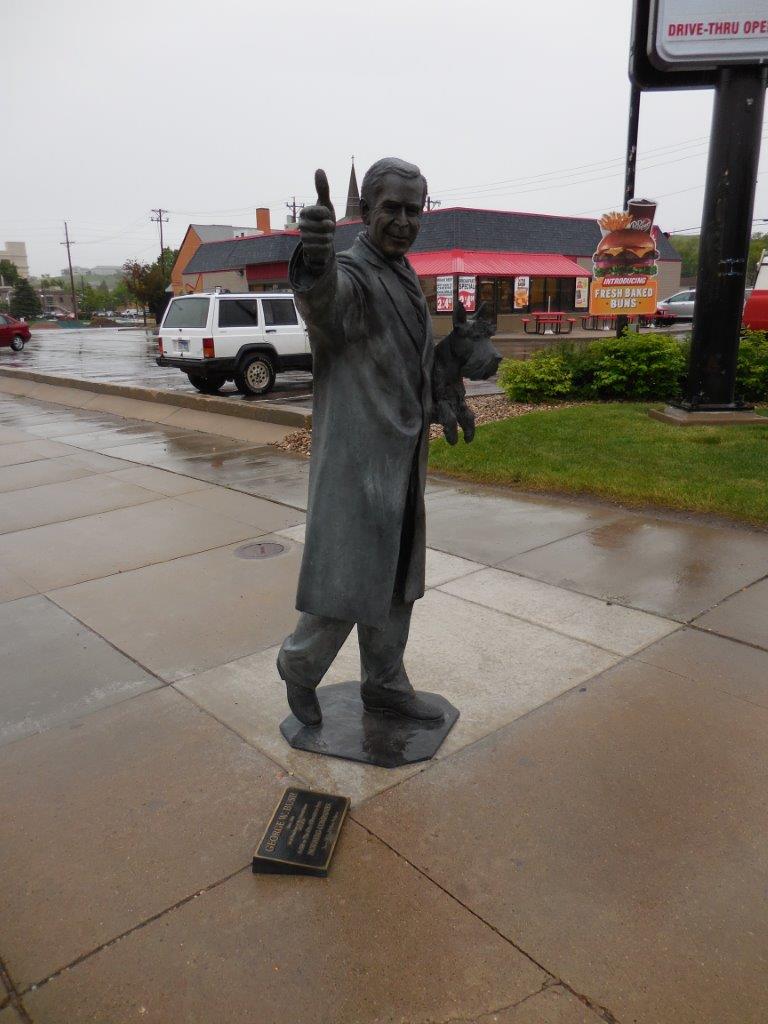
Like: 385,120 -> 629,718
681,64 -> 768,410
624,83 -> 641,209
617,83 -> 642,338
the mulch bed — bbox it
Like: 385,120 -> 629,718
276,394 -> 580,458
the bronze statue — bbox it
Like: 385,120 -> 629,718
277,158 -> 500,730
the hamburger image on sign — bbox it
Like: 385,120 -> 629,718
592,200 -> 659,279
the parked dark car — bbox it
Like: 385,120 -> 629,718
0,314 -> 31,351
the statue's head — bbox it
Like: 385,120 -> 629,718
360,157 -> 427,259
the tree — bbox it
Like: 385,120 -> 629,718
747,233 -> 768,284
76,282 -> 101,318
122,248 -> 175,323
670,235 -> 699,278
9,278 -> 42,319
111,279 -> 131,309
671,231 -> 768,285
40,275 -> 65,290
0,260 -> 20,287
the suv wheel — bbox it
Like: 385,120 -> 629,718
187,372 -> 226,395
235,353 -> 276,395
10,335 -> 25,352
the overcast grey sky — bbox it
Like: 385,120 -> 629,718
3,0 -> 766,276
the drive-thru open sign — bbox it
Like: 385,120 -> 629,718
650,0 -> 768,68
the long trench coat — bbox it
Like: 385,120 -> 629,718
290,233 -> 433,629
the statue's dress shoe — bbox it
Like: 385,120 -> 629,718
361,687 -> 445,722
277,657 -> 322,727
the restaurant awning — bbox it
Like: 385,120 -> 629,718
407,250 -> 589,277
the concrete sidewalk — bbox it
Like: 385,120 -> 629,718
1,390 -> 767,1023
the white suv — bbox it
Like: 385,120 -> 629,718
156,291 -> 310,395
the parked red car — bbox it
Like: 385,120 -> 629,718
0,314 -> 31,351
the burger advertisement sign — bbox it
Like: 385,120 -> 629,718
588,199 -> 659,317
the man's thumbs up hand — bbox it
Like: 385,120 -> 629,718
300,168 -> 336,272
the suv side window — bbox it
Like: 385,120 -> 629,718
218,298 -> 260,327
262,298 -> 298,326
0,316 -> 7,325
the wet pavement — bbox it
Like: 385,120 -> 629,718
2,387 -> 768,1023
4,327 -> 314,405
2,326 -> 500,406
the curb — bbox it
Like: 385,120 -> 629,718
0,367 -> 312,429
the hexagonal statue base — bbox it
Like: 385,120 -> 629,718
279,681 -> 459,769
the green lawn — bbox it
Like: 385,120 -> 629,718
429,403 -> 768,525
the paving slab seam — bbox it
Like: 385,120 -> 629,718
422,980 -> 552,1024
490,562 -> 696,625
17,865 -> 251,998
432,583 -> 682,659
40,528 -> 269,599
37,595 -> 167,691
0,954 -> 33,1023
349,816 -> 624,1024
687,622 -> 768,655
5,397 -> 312,512
0,680 -> 170,754
211,480 -> 308,515
427,470 -> 768,536
169,680 -> 319,794
423,517 -> 628,569
0,490 -> 170,538
633,625 -> 768,690
684,571 -> 768,624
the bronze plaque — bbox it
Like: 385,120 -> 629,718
252,788 -> 349,877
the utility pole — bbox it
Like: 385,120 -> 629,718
60,221 -> 78,320
150,208 -> 169,269
426,196 -> 441,212
285,197 -> 304,225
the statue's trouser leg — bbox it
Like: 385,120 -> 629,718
278,596 -> 414,695
277,614 -> 354,690
358,595 -> 415,700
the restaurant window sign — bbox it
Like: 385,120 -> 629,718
513,276 -> 530,309
458,275 -> 476,312
575,277 -> 589,309
589,199 -> 659,316
436,276 -> 454,312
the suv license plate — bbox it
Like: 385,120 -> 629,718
178,339 -> 189,352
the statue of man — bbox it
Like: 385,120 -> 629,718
277,158 -> 460,728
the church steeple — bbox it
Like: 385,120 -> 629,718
343,157 -> 361,221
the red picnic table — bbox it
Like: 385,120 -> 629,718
522,312 -> 576,335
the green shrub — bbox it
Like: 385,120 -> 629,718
736,330 -> 768,402
586,331 -> 685,400
498,353 -> 573,404
498,329 -> 768,405
552,341 -> 599,398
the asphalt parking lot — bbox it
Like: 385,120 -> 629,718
2,327 -> 314,406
